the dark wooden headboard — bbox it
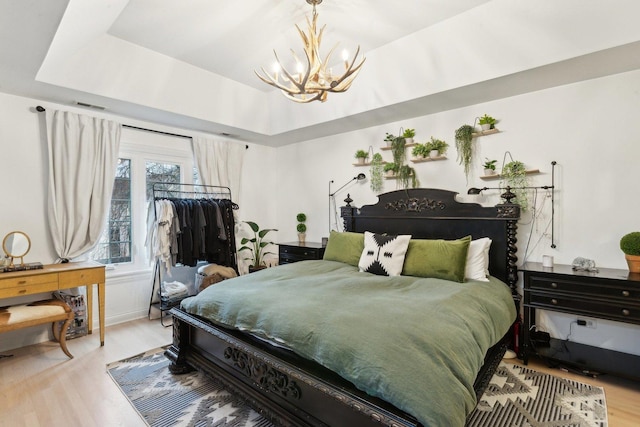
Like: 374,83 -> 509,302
341,188 -> 520,293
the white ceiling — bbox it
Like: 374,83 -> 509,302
2,0 -> 640,146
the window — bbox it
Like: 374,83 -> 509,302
89,129 -> 195,271
91,159 -> 131,264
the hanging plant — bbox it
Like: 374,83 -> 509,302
501,160 -> 529,211
397,164 -> 419,189
369,153 -> 384,193
391,135 -> 407,166
455,124 -> 475,181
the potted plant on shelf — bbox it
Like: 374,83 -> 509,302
384,132 -> 395,147
483,158 -> 497,175
354,149 -> 368,165
402,128 -> 416,144
455,124 -> 475,181
369,153 -> 384,193
501,160 -> 529,211
383,162 -> 398,177
620,232 -> 640,273
239,221 -> 278,273
428,137 -> 449,158
477,114 -> 497,131
411,143 -> 428,159
296,213 -> 307,244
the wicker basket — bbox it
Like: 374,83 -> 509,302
195,272 -> 225,292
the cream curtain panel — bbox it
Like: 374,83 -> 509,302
191,136 -> 245,213
45,109 -> 122,262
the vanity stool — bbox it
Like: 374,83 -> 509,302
0,299 -> 75,358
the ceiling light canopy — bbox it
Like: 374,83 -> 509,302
255,0 -> 366,103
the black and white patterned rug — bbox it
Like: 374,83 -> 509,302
108,349 -> 607,427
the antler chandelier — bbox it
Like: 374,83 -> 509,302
255,0 -> 365,103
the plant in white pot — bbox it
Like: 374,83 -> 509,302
354,149 -> 368,164
411,143 -> 428,159
428,137 -> 448,158
483,158 -> 497,175
384,132 -> 395,147
296,213 -> 307,244
383,162 -> 398,177
477,114 -> 497,131
402,128 -> 416,144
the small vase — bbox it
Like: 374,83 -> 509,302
298,233 -> 306,245
625,254 -> 640,273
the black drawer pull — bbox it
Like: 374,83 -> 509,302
622,309 -> 630,316
551,299 -> 558,305
551,282 -> 558,288
622,290 -> 630,297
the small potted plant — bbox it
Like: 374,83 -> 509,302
483,158 -> 497,175
383,162 -> 398,177
354,149 -> 368,165
384,132 -> 395,147
411,143 -> 428,159
238,221 -> 278,273
296,213 -> 307,245
429,137 -> 449,158
402,128 -> 416,144
477,114 -> 497,131
620,232 -> 640,273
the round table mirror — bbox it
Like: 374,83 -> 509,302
3,231 -> 31,267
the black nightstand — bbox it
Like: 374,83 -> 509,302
521,262 -> 640,380
279,242 -> 326,265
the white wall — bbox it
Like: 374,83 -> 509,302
275,69 -> 640,356
0,92 -> 278,352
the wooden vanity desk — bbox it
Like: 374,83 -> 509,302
0,261 -> 106,345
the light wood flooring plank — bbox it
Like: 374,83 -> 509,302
1,319 -> 639,426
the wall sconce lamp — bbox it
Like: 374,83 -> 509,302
467,161 -> 557,248
328,173 -> 366,232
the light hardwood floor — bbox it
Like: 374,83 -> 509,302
1,319 -> 639,426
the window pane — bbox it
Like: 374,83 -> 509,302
90,158 -> 132,264
146,161 -> 181,200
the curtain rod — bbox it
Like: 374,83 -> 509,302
35,106 -> 248,149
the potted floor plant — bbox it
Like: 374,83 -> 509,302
239,221 -> 277,273
620,232 -> 640,273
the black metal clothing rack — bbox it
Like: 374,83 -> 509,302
148,183 -> 238,325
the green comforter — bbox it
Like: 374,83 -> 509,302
181,260 -> 515,427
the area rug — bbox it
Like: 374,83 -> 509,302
107,348 -> 607,427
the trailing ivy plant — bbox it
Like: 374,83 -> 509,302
455,124 -> 475,181
398,164 -> 419,189
369,153 -> 384,193
501,160 -> 529,211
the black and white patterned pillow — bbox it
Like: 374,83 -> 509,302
358,231 -> 412,276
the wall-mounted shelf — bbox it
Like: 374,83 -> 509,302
410,155 -> 447,163
353,161 -> 387,167
381,143 -> 417,151
480,168 -> 540,180
472,128 -> 500,137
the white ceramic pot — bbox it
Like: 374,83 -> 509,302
429,150 -> 440,159
480,124 -> 491,131
484,168 -> 496,176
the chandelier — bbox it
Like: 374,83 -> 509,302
255,0 -> 365,103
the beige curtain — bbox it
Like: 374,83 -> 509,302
191,136 -> 245,214
45,109 -> 121,261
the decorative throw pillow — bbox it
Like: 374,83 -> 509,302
402,236 -> 471,282
358,231 -> 411,276
322,231 -> 364,267
465,237 -> 492,282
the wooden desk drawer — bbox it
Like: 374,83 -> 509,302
59,268 -> 104,286
0,280 -> 59,298
0,273 -> 58,289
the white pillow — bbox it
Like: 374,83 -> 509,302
358,231 -> 412,276
465,238 -> 492,281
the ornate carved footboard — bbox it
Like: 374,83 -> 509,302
166,188 -> 520,426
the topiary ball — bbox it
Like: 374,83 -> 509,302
620,232 -> 640,255
296,213 -> 307,222
297,223 -> 307,233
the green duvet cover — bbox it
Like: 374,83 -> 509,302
181,260 -> 515,426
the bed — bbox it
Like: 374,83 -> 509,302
166,188 -> 521,427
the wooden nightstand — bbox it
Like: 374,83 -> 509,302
278,242 -> 326,265
521,262 -> 640,380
